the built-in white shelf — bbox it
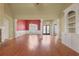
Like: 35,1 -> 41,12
68,15 -> 75,19
68,10 -> 75,33
63,4 -> 79,53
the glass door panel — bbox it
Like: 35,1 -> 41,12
47,25 -> 50,34
43,25 -> 50,35
43,25 -> 46,34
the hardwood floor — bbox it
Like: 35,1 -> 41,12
0,34 -> 79,56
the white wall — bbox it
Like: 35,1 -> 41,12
52,19 -> 60,37
62,33 -> 79,53
0,18 -> 9,42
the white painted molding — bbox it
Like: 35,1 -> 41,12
61,32 -> 79,53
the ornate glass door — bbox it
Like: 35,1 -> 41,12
43,25 -> 50,35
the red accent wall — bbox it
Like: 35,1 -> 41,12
16,20 -> 41,31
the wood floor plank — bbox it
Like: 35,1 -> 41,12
0,34 -> 79,56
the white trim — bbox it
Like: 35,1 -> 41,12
61,32 -> 79,53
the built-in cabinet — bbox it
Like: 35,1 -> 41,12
62,4 -> 79,53
68,11 -> 76,33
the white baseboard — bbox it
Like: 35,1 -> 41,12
62,41 -> 79,53
61,32 -> 79,53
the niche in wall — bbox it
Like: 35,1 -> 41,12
67,11 -> 76,33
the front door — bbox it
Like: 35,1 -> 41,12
43,25 -> 50,35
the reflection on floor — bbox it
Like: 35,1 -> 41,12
28,35 -> 39,50
0,34 -> 79,56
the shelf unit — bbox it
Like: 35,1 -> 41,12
63,4 -> 79,53
67,11 -> 76,33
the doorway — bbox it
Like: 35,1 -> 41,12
43,25 -> 50,35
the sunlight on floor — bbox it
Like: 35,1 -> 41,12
54,36 -> 59,44
28,35 -> 39,50
42,35 -> 51,48
27,35 -> 59,50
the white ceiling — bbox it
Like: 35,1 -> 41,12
10,3 -> 71,20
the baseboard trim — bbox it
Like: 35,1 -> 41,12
62,42 -> 79,53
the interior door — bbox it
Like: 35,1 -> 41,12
43,25 -> 50,35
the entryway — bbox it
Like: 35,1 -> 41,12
43,25 -> 50,35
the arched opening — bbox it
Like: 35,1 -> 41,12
67,11 -> 76,33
